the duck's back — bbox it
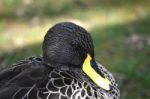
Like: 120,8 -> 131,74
0,57 -> 50,99
0,57 -> 101,99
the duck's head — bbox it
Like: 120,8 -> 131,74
43,22 -> 112,91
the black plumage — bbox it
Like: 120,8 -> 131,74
0,22 -> 120,99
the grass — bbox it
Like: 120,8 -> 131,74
91,17 -> 150,99
0,0 -> 150,99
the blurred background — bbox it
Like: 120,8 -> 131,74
0,0 -> 150,98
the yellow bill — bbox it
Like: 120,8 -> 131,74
82,54 -> 111,90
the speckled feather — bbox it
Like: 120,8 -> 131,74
0,22 -> 120,99
0,57 -> 119,99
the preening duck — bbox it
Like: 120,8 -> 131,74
0,22 -> 120,99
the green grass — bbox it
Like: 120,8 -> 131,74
91,18 -> 150,99
0,0 -> 150,99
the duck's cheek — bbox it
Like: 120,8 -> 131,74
69,53 -> 83,66
43,43 -> 74,63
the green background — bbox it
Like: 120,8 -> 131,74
0,0 -> 150,98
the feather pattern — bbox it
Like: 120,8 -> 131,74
0,22 -> 120,99
0,57 -> 119,99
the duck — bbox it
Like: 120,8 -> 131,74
0,22 -> 120,99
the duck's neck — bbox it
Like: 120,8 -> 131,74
44,60 -> 81,71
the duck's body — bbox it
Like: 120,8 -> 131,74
0,22 -> 120,99
0,57 -> 118,99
